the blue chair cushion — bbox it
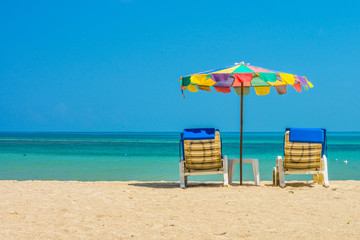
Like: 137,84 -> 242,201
183,128 -> 215,140
288,128 -> 325,143
286,128 -> 327,156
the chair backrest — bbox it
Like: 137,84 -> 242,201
182,129 -> 222,170
284,129 -> 324,170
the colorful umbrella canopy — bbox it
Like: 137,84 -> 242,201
179,62 -> 313,96
178,62 -> 312,185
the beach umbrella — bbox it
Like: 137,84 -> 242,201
179,62 -> 313,185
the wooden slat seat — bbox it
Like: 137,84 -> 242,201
284,132 -> 322,170
185,162 -> 222,170
183,131 -> 222,171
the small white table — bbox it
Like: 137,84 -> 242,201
228,159 -> 260,185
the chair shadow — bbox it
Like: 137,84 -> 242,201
264,181 -> 316,188
229,183 -> 259,187
129,181 -> 317,189
285,182 -> 316,188
129,181 -> 225,189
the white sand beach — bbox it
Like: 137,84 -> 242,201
0,180 -> 359,240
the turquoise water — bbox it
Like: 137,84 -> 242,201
0,132 -> 359,182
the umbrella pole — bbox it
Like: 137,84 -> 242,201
240,83 -> 244,185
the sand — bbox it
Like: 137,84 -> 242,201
0,180 -> 359,240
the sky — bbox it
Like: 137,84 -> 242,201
0,0 -> 359,132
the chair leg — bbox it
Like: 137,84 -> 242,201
254,159 -> 260,186
313,174 -> 318,183
277,156 -> 285,188
318,174 -> 324,185
222,155 -> 229,187
179,159 -> 185,189
322,156 -> 330,188
228,159 -> 234,185
251,160 -> 256,184
273,167 -> 277,186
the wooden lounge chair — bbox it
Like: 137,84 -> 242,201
179,128 -> 228,188
274,128 -> 329,188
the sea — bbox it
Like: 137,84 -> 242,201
0,132 -> 359,182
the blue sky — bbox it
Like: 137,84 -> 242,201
0,0 -> 359,132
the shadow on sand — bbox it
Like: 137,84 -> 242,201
128,182 -> 180,189
129,181 -> 259,189
283,182 -> 316,188
264,181 -> 315,188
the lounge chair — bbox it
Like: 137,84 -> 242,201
179,128 -> 228,188
273,128 -> 329,188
